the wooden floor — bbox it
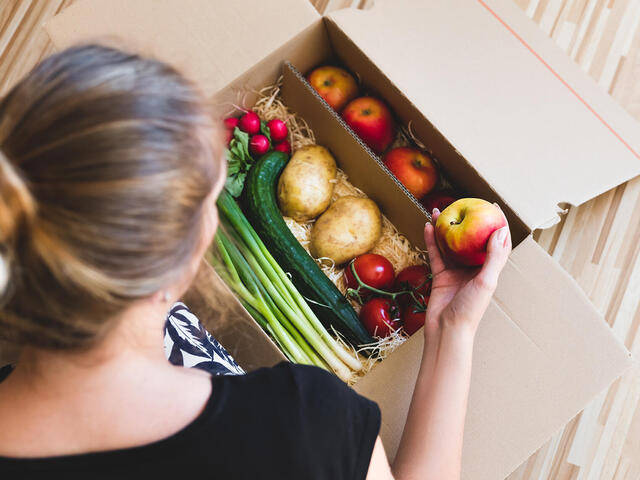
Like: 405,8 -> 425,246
1,0 -> 639,478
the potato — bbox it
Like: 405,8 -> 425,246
277,145 -> 337,221
310,196 -> 382,265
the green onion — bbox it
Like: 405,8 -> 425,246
212,192 -> 361,381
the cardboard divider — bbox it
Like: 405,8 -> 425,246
281,62 -> 429,248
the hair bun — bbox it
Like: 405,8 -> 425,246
0,148 -> 35,294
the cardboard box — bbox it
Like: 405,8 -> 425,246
46,1 -> 640,478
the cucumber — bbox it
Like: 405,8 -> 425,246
242,151 -> 374,347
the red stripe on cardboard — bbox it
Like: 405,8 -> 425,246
476,0 -> 640,161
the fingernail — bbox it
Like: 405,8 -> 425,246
433,208 -> 440,216
497,227 -> 508,244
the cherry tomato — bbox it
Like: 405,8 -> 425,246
394,264 -> 431,308
402,297 -> 428,336
344,254 -> 395,300
359,298 -> 400,338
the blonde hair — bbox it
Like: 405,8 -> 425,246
0,45 -> 223,349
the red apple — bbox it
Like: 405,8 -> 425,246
383,147 -> 438,198
342,97 -> 396,154
435,198 -> 507,266
307,66 -> 358,112
421,189 -> 458,213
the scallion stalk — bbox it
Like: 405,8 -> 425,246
215,193 -> 361,380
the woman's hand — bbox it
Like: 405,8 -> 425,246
423,206 -> 512,337
390,206 -> 512,480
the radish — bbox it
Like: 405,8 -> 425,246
223,117 -> 239,130
238,111 -> 260,135
224,117 -> 239,144
273,140 -> 291,155
249,134 -> 270,156
266,119 -> 288,143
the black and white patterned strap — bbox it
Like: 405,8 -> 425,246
164,302 -> 245,376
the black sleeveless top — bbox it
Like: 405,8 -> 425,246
0,363 -> 381,479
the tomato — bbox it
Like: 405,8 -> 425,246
359,298 -> 400,338
394,264 -> 431,308
344,254 -> 395,299
402,297 -> 428,336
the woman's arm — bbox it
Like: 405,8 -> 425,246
367,207 -> 512,480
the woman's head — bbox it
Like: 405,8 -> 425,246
0,45 -> 224,349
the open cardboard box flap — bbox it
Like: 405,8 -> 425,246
44,0 -> 320,97
329,0 -> 640,231
354,237 -> 631,479
47,0 -> 640,231
45,2 -> 634,479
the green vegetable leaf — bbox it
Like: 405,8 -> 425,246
233,127 -> 251,158
260,120 -> 272,143
226,149 -> 243,176
224,127 -> 255,196
229,143 -> 245,164
225,172 -> 247,197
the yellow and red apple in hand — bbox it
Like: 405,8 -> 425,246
307,66 -> 358,112
435,198 -> 507,266
383,147 -> 438,199
342,96 -> 396,154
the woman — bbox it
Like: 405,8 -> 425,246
0,45 -> 511,479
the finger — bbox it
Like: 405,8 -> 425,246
476,226 -> 511,290
431,208 -> 440,224
424,221 -> 446,275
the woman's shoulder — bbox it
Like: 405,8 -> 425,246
211,362 -> 381,479
221,362 -> 368,410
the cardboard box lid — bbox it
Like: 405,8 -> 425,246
328,0 -> 640,231
45,0 -> 320,98
47,1 -> 640,231
44,2 -> 633,477
354,236 -> 631,479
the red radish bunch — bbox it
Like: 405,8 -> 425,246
223,112 -> 290,198
347,254 -> 431,338
224,111 -> 290,158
